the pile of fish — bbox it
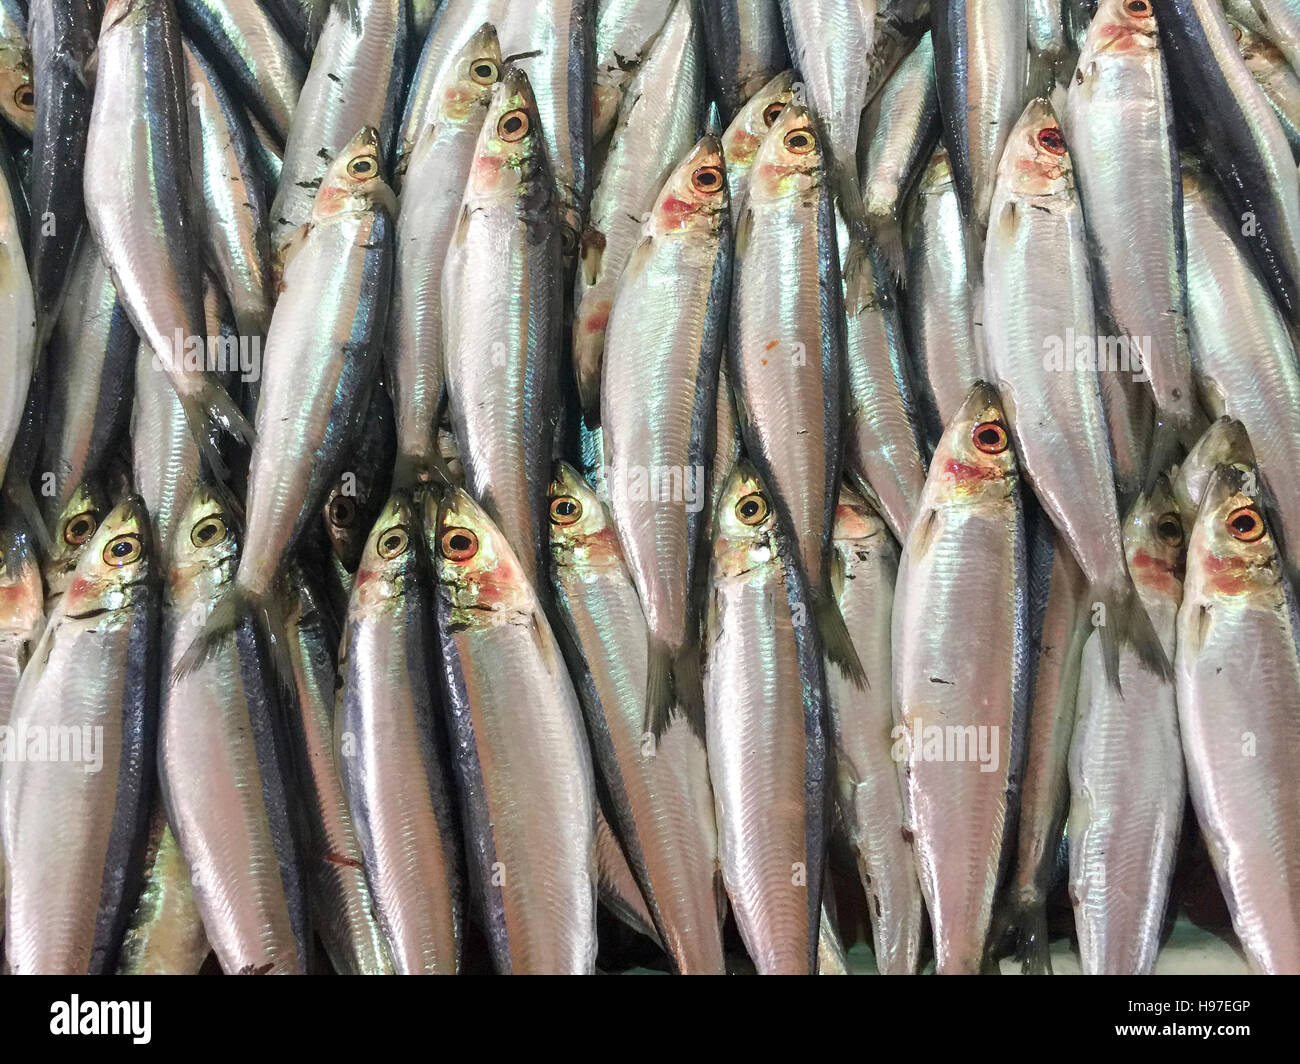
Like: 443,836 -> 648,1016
0,0 -> 1298,976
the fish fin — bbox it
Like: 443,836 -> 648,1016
1095,582 -> 1173,692
866,211 -> 906,284
1027,52 -> 1057,100
671,641 -> 705,739
575,359 -> 601,427
171,587 -> 247,683
1143,417 -> 1182,496
840,238 -> 873,317
811,587 -> 866,689
1013,902 -> 1053,975
833,163 -> 869,245
178,378 -> 254,486
644,637 -> 675,741
393,452 -> 455,493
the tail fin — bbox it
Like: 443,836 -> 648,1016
172,583 -> 296,695
866,210 -> 906,284
1013,901 -> 1053,976
1095,582 -> 1173,692
833,162 -> 869,246
644,637 -> 674,741
643,636 -> 705,741
1027,52 -> 1058,101
811,586 -> 867,689
178,378 -> 255,485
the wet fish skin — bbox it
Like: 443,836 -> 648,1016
591,0 -> 675,143
700,0 -> 789,123
0,118 -> 34,486
27,0 -> 96,349
1069,476 -> 1185,975
0,0 -> 34,137
719,68 -> 793,231
593,806 -> 662,944
1027,0 -> 1070,90
1231,16 -> 1300,159
549,463 -> 726,974
177,0 -> 305,144
42,476 -> 112,612
386,23 -> 499,480
705,461 -> 828,974
431,488 -> 597,974
1172,416 -> 1255,530
338,492 -> 463,974
601,133 -> 729,732
443,68 -> 562,590
1249,0 -> 1300,73
1182,154 -> 1300,577
1176,464 -> 1300,974
573,0 -> 703,418
2,498 -> 160,975
1152,0 -> 1300,324
321,380 -> 396,574
825,484 -> 924,975
894,382 -> 1028,975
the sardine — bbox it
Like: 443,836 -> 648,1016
1172,416 -> 1255,529
0,0 -> 33,137
701,0 -> 788,123
592,0 -> 675,143
320,379 -> 395,576
0,112 -> 33,485
42,476 -> 112,613
719,68 -> 793,231
1231,16 -> 1300,159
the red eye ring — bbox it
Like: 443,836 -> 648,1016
1037,127 -> 1067,156
972,421 -> 1009,455
1227,506 -> 1266,543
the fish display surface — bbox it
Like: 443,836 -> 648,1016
0,0 -> 1298,977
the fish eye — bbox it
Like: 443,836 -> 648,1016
783,128 -> 815,155
1037,127 -> 1067,156
1230,22 -> 1244,42
103,534 -> 143,567
440,526 -> 479,561
1227,505 -> 1266,542
190,515 -> 227,548
561,226 -> 578,253
328,494 -> 357,528
1156,512 -> 1183,546
470,58 -> 499,85
498,109 -> 529,142
691,165 -> 724,194
762,101 -> 785,128
549,495 -> 582,525
735,491 -> 770,526
377,525 -> 409,559
1125,0 -> 1152,16
14,84 -> 34,112
64,511 -> 98,546
347,154 -> 377,180
972,421 -> 1009,454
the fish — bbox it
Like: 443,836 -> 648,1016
933,0 -> 1028,239
601,133 -> 729,732
984,97 -> 1170,686
0,112 -> 34,487
0,0 -> 33,137
1028,0 -> 1071,92
1231,15 -> 1300,160
1,498 -> 159,974
700,0 -> 789,123
728,101 -> 863,684
1006,530 -> 1089,974
549,463 -> 726,974
893,382 -> 1028,975
280,567 -> 393,974
704,460 -> 828,974
159,484 -> 308,975
498,0 -> 592,261
268,0 -> 405,265
591,0 -> 675,143
1152,0 -> 1300,324
115,808 -> 211,974
430,487 -> 597,974
901,145 -> 984,444
85,0 -> 252,481
572,0 -> 703,419
1066,0 -> 1198,456
1245,0 -> 1300,74
442,68 -> 562,589
1182,152 -> 1300,578
386,23 -> 499,482
860,30 -> 939,276
719,68 -> 794,230
593,807 -> 662,944
1175,463 -> 1300,973
825,484 -> 925,975
42,476 -> 113,613
1172,416 -> 1255,529
179,128 -> 394,678
27,0 -> 95,350
337,491 -> 463,974
320,379 -> 395,577
183,38 -> 273,342
177,0 -> 305,144
37,237 -> 137,529
262,0 -> 325,58
816,900 -> 850,974
245,108 -> 284,194
1068,475 -> 1185,975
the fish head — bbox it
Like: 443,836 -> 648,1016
929,382 -> 1019,503
170,484 -> 239,596
1173,417 -> 1255,528
314,127 -> 397,221
748,101 -> 825,205
832,482 -> 890,545
43,478 -> 113,603
548,462 -> 621,571
0,44 -> 35,137
722,70 -> 795,184
437,22 -> 502,126
649,134 -> 729,237
0,521 -> 43,639
1078,0 -> 1159,62
59,498 -> 154,621
1123,474 -> 1185,598
1228,17 -> 1288,78
323,461 -> 390,574
351,492 -> 418,610
997,98 -> 1072,200
428,488 -> 536,622
711,460 -> 783,579
466,66 -> 547,204
1187,464 -> 1282,601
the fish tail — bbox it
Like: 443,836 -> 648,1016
866,210 -> 906,285
178,379 -> 254,485
1027,51 -> 1058,100
1095,582 -> 1173,692
644,636 -> 675,740
1012,901 -> 1053,976
671,641 -> 705,739
393,451 -> 456,493
575,363 -> 601,426
171,587 -> 247,683
810,587 -> 867,689
833,163 -> 869,245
